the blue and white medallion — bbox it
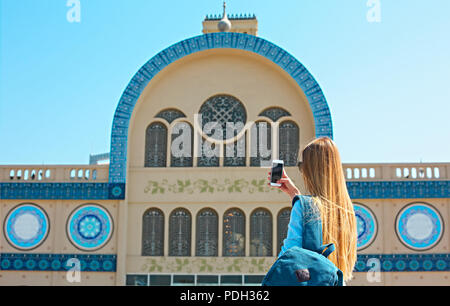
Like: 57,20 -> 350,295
396,203 -> 443,251
4,204 -> 49,250
67,204 -> 113,251
354,204 -> 377,250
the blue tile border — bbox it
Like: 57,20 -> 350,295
355,253 -> 449,272
0,253 -> 447,273
0,253 -> 117,272
109,32 -> 334,183
0,181 -> 447,200
347,180 -> 450,199
0,183 -> 125,200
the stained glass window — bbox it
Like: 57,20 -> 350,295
223,209 -> 245,257
279,121 -> 299,166
145,123 -> 167,167
250,121 -> 272,167
169,208 -> 191,256
142,208 -> 164,256
277,208 -> 291,255
196,209 -> 218,256
171,122 -> 193,167
250,209 -> 273,257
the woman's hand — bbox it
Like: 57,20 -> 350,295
267,169 -> 300,200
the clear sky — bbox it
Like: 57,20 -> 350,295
0,0 -> 449,165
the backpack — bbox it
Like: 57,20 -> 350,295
261,195 -> 344,286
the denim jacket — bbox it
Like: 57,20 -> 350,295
278,195 -> 323,258
277,195 -> 346,286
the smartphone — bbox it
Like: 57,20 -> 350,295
270,160 -> 284,187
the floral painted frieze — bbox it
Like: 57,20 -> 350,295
140,257 -> 275,274
144,179 -> 283,195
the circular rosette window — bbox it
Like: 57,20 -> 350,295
4,204 -> 49,250
396,203 -> 444,251
354,204 -> 377,250
67,204 -> 113,251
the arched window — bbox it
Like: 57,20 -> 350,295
279,121 -> 299,166
250,121 -> 272,167
171,122 -> 193,167
259,107 -> 291,122
145,122 -> 167,167
169,208 -> 191,256
223,208 -> 245,257
196,209 -> 218,256
250,209 -> 273,256
142,208 -> 164,256
277,208 -> 291,255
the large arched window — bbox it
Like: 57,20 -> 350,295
145,122 -> 167,167
250,209 -> 273,256
279,121 -> 299,166
224,135 -> 246,167
196,209 -> 218,256
142,208 -> 164,256
250,121 -> 272,167
198,138 -> 220,167
169,208 -> 191,256
223,208 -> 245,257
171,122 -> 193,167
277,208 -> 291,255
198,94 -> 247,167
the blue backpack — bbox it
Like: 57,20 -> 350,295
262,195 -> 344,286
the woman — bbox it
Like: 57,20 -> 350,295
268,137 -> 357,282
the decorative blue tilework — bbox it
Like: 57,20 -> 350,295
0,181 -> 448,200
347,180 -> 450,199
0,183 -> 125,200
0,253 -> 116,272
4,204 -> 49,251
109,32 -> 334,183
0,253 -> 447,273
67,204 -> 114,251
396,203 -> 444,251
354,204 -> 377,250
355,254 -> 449,272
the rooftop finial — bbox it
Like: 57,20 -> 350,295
218,1 -> 232,32
223,1 -> 227,18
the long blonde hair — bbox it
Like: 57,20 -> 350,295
300,137 -> 357,281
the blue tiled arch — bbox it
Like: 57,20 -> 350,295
109,32 -> 333,183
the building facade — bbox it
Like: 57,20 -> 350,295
0,11 -> 449,286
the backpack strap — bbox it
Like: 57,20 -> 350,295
291,195 -> 301,207
318,243 -> 336,258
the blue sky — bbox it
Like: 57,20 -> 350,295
0,0 -> 449,165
